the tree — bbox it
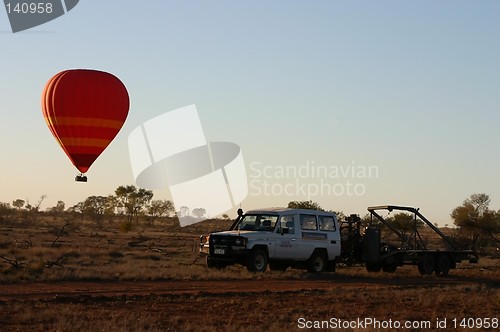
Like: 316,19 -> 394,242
0,202 -> 13,221
331,210 -> 345,221
390,212 -> 424,237
192,208 -> 206,219
115,185 -> 154,223
68,201 -> 85,221
104,195 -> 118,223
147,199 -> 174,224
361,212 -> 378,227
25,195 -> 46,222
482,210 -> 500,245
48,200 -> 65,221
178,206 -> 190,218
287,200 -> 324,211
12,199 -> 25,210
84,196 -> 108,228
451,193 -> 500,249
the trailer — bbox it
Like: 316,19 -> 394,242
341,205 -> 478,275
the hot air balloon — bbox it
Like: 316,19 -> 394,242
41,69 -> 129,182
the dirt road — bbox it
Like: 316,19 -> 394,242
1,273 -> 496,302
0,273 -> 498,331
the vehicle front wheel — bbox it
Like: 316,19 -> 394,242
307,251 -> 327,273
206,256 -> 216,269
246,249 -> 268,272
206,256 -> 226,269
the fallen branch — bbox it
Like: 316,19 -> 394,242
192,256 -> 204,265
45,254 -> 68,268
1,256 -> 24,269
128,236 -> 152,247
51,221 -> 71,247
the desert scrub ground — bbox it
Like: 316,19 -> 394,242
0,216 -> 233,282
1,216 -> 497,283
0,216 -> 498,331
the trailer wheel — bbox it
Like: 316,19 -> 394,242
246,249 -> 268,273
418,254 -> 435,275
382,264 -> 397,273
307,251 -> 327,273
366,263 -> 382,273
435,254 -> 451,276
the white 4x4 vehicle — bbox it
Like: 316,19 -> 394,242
199,208 -> 341,273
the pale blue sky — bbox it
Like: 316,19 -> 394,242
1,1 -> 499,225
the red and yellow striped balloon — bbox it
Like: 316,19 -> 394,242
41,69 -> 129,174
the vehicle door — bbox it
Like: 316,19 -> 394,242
274,214 -> 301,260
298,213 -> 323,259
318,214 -> 341,259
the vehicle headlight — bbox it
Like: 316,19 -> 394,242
234,237 -> 245,246
200,235 -> 209,244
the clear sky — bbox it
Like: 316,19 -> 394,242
1,1 -> 499,225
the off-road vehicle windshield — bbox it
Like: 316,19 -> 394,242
236,214 -> 278,231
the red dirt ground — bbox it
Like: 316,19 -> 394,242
0,272 -> 498,331
0,274 -> 493,302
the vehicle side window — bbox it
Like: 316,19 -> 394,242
280,215 -> 295,234
300,214 -> 317,230
319,216 -> 336,231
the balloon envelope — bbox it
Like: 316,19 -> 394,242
41,69 -> 129,174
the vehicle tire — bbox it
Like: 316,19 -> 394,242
307,251 -> 327,273
382,264 -> 397,273
326,260 -> 336,273
206,256 -> 225,269
206,256 -> 216,269
418,254 -> 435,275
246,249 -> 268,273
269,261 -> 288,272
435,254 -> 451,276
366,263 -> 382,273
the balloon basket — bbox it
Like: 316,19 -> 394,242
75,174 -> 87,182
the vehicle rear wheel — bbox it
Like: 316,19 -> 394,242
435,254 -> 451,276
307,251 -> 327,273
418,254 -> 435,275
246,249 -> 268,272
326,260 -> 336,272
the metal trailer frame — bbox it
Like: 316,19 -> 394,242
363,205 -> 478,275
